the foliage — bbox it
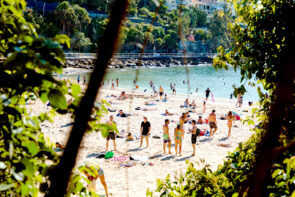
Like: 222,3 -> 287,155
71,32 -> 92,51
0,0 -> 114,196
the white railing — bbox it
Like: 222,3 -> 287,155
65,53 -> 217,59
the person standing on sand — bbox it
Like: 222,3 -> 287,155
205,88 -> 211,100
179,113 -> 186,128
83,74 -> 86,85
116,78 -> 119,87
140,117 -> 151,147
230,93 -> 233,100
189,120 -> 199,156
77,74 -> 80,84
174,125 -> 184,156
106,115 -> 117,151
111,80 -> 115,90
208,110 -> 217,138
159,86 -> 164,100
172,84 -> 176,95
203,101 -> 206,113
226,111 -> 235,138
163,119 -> 172,154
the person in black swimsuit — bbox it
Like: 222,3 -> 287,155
140,117 -> 151,147
205,88 -> 211,100
189,120 -> 199,156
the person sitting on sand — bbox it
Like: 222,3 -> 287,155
174,124 -> 184,156
140,117 -> 151,147
119,91 -> 127,100
106,115 -> 117,151
184,99 -> 189,107
117,110 -> 129,117
54,142 -> 64,152
226,111 -> 235,138
126,132 -> 134,141
163,119 -> 172,154
79,164 -> 108,197
189,120 -> 199,156
163,94 -> 168,101
159,86 -> 164,100
208,110 -> 218,138
165,110 -> 174,116
191,100 -> 196,108
185,112 -> 191,123
197,116 -> 204,124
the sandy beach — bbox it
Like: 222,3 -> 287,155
29,84 -> 255,197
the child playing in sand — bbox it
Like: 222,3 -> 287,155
163,119 -> 172,154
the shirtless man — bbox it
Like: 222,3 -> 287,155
179,113 -> 186,128
159,86 -> 164,100
106,115 -> 117,151
163,119 -> 172,154
208,110 -> 217,138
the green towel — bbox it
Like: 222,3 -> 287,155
104,151 -> 114,159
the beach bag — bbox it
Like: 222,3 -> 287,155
104,151 -> 114,159
236,116 -> 240,120
196,128 -> 200,136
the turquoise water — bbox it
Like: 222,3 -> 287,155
68,64 -> 261,101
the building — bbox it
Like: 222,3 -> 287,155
166,0 -> 225,14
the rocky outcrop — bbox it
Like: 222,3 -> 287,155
63,57 -> 213,69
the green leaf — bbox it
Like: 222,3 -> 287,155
71,84 -> 81,98
0,183 -> 14,191
54,34 -> 71,48
22,141 -> 39,156
21,158 -> 34,177
48,89 -> 68,110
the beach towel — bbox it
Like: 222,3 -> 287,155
147,103 -> 156,106
130,155 -> 148,162
204,130 -> 210,137
199,129 -> 206,136
109,156 -> 129,162
104,151 -> 114,159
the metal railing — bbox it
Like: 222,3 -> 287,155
65,53 -> 217,59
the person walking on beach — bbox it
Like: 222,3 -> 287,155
79,164 -> 108,197
150,80 -> 153,88
77,74 -> 80,84
116,78 -> 119,87
208,110 -> 218,138
106,115 -> 117,151
196,88 -> 198,93
140,117 -> 151,147
163,119 -> 172,154
111,80 -> 115,90
226,111 -> 235,138
172,84 -> 176,95
174,124 -> 184,156
189,120 -> 199,156
159,86 -> 164,100
205,88 -> 211,100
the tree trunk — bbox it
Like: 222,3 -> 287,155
240,51 -> 295,196
46,0 -> 129,196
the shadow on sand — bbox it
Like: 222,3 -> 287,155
127,147 -> 143,152
149,153 -> 164,159
199,137 -> 212,143
219,137 -> 228,141
161,155 -> 176,161
175,155 -> 192,162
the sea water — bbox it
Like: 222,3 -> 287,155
68,64 -> 261,101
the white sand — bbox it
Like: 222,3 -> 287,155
29,85 -> 255,197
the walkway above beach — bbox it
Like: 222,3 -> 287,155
65,53 -> 217,60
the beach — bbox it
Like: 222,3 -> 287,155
29,83 -> 256,197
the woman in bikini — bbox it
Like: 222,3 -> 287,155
174,124 -> 184,156
226,111 -> 235,138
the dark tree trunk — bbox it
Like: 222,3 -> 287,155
46,0 -> 129,196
